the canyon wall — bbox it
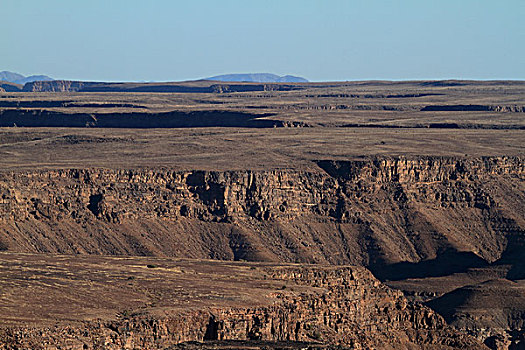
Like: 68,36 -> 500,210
0,263 -> 484,349
0,156 -> 523,274
21,80 -> 302,93
0,109 -> 304,128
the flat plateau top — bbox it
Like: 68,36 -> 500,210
0,80 -> 524,171
0,252 -> 328,328
0,127 -> 523,171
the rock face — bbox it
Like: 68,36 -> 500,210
0,156 -> 523,269
421,105 -> 525,113
22,80 -> 87,92
21,80 -> 303,93
0,253 -> 484,349
0,156 -> 523,348
427,279 -> 525,349
0,109 -> 301,128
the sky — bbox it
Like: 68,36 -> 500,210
1,0 -> 524,82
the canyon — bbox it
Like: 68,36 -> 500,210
0,80 -> 523,349
0,157 -> 523,268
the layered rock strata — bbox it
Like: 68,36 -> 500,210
0,156 -> 523,348
0,254 -> 484,349
21,80 -> 301,93
0,156 -> 523,269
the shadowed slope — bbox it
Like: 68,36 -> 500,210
0,109 -> 292,128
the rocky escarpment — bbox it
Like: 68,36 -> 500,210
22,80 -> 303,93
421,105 -> 525,113
0,156 -> 523,269
0,254 -> 485,349
0,157 -> 523,348
22,80 -> 88,92
0,109 -> 306,128
0,81 -> 22,92
427,279 -> 525,349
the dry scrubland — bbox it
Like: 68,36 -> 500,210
0,80 -> 523,349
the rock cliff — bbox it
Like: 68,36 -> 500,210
0,156 -> 523,348
0,156 -> 523,270
22,80 -> 88,92
22,80 -> 302,93
427,278 -> 525,349
0,254 -> 484,349
0,109 -> 306,128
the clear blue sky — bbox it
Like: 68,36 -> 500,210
1,0 -> 524,82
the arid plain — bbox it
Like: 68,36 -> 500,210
0,80 -> 523,349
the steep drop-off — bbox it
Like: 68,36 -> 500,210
0,156 -> 523,272
21,80 -> 303,93
427,279 -> 525,349
0,109 -> 306,128
0,253 -> 484,349
0,156 -> 524,348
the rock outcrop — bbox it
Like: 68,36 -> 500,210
22,80 -> 87,92
421,105 -> 525,113
22,80 -> 303,93
427,279 -> 525,349
0,156 -> 523,348
0,254 -> 485,349
0,156 -> 523,268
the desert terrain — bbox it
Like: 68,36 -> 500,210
0,79 -> 523,349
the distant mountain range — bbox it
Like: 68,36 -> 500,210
205,73 -> 308,83
1,71 -> 308,86
0,71 -> 54,85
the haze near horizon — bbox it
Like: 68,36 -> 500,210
1,0 -> 524,82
